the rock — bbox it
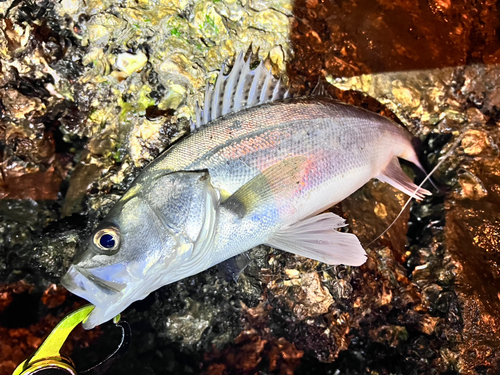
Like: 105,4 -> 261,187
114,52 -> 148,77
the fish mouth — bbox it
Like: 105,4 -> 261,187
61,265 -> 128,329
61,265 -> 126,305
79,268 -> 126,293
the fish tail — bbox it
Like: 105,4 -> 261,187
394,136 -> 439,192
408,137 -> 442,192
366,133 -> 459,247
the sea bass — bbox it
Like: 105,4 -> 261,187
61,53 -> 430,329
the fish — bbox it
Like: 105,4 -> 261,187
61,52 -> 431,329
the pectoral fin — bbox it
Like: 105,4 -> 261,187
223,156 -> 308,217
376,158 -> 431,200
267,213 -> 367,266
218,252 -> 252,282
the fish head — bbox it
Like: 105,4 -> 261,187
61,170 -> 219,329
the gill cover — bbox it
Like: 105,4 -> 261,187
61,170 -> 220,329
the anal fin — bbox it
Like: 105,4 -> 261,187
376,158 -> 431,200
266,213 -> 367,266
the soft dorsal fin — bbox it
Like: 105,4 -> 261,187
192,51 -> 290,132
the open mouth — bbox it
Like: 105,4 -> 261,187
61,265 -> 126,298
79,268 -> 126,293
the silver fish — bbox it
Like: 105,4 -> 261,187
61,53 -> 430,329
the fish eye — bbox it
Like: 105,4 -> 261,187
93,227 -> 120,254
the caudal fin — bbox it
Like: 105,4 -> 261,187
367,134 -> 459,247
376,158 -> 431,200
408,137 -> 441,192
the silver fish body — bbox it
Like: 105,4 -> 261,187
62,57 -> 430,329
147,97 -> 418,262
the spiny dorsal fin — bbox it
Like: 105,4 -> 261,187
311,78 -> 332,98
192,51 -> 290,132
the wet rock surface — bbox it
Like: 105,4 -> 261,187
1,0 -> 500,374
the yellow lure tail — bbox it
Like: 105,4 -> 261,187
12,305 -> 95,375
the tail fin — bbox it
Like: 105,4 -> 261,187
408,137 -> 441,192
366,133 -> 461,248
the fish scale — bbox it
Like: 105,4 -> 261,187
152,98 -> 403,205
